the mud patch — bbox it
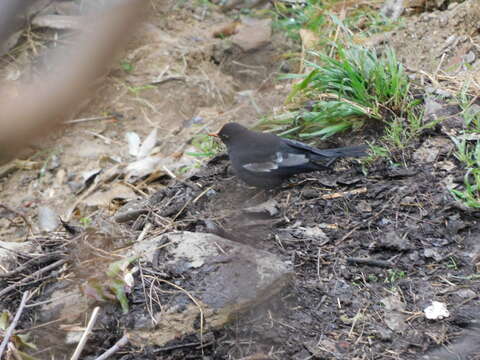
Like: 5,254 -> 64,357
93,147 -> 480,359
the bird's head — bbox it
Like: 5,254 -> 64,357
209,122 -> 249,147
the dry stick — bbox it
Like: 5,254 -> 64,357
94,334 -> 129,360
346,257 -> 393,269
0,259 -> 67,297
0,253 -> 63,278
321,187 -> 367,200
64,115 -> 114,124
70,306 -> 100,360
8,342 -> 23,360
0,291 -> 30,359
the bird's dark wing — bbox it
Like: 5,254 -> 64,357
282,138 -> 368,158
242,151 -> 310,173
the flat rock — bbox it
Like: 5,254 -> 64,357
232,18 -> 271,52
127,231 -> 293,347
413,137 -> 453,163
381,294 -> 407,332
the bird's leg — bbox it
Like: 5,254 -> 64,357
248,188 -> 271,202
325,157 -> 339,167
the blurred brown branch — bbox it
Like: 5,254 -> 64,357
0,0 -> 145,159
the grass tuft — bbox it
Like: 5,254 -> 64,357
451,137 -> 480,208
450,88 -> 480,208
260,45 -> 410,139
186,133 -> 224,158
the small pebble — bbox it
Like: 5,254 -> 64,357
302,189 -> 318,199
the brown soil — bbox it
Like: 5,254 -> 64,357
84,127 -> 479,359
1,1 -> 480,360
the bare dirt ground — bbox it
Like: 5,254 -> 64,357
1,1 -> 480,359
0,0 -> 290,226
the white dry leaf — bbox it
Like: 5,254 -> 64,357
38,206 -> 59,232
126,156 -> 162,179
125,132 -> 141,157
83,183 -> 137,208
137,128 -> 158,159
123,266 -> 138,288
424,301 -> 450,320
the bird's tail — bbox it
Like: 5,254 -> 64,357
315,144 -> 369,159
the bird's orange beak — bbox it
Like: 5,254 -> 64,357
208,132 -> 219,137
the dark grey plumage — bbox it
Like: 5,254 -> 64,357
215,122 -> 367,188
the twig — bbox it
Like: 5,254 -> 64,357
25,292 -> 76,308
8,342 -> 23,360
70,306 -> 100,360
162,165 -> 176,179
237,353 -> 272,360
321,187 -> 367,200
94,334 -> 128,360
150,76 -> 186,85
153,339 -> 215,353
64,115 -> 114,124
434,53 -> 446,80
0,253 -> 63,278
83,130 -> 122,145
172,198 -> 192,221
346,257 -> 393,268
454,294 -> 479,309
0,259 -> 67,297
136,222 -> 152,243
193,186 -> 214,204
153,341 -> 197,353
0,291 -> 30,359
317,248 -> 321,281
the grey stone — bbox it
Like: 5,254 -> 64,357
243,199 -> 279,216
381,0 -> 404,20
464,51 -> 476,64
127,231 -> 293,347
413,137 -> 453,163
381,294 -> 407,332
456,289 -> 476,298
380,231 -> 410,250
424,248 -> 443,261
232,18 -> 271,52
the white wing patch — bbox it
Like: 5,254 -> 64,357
279,152 -> 308,166
242,152 -> 308,173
